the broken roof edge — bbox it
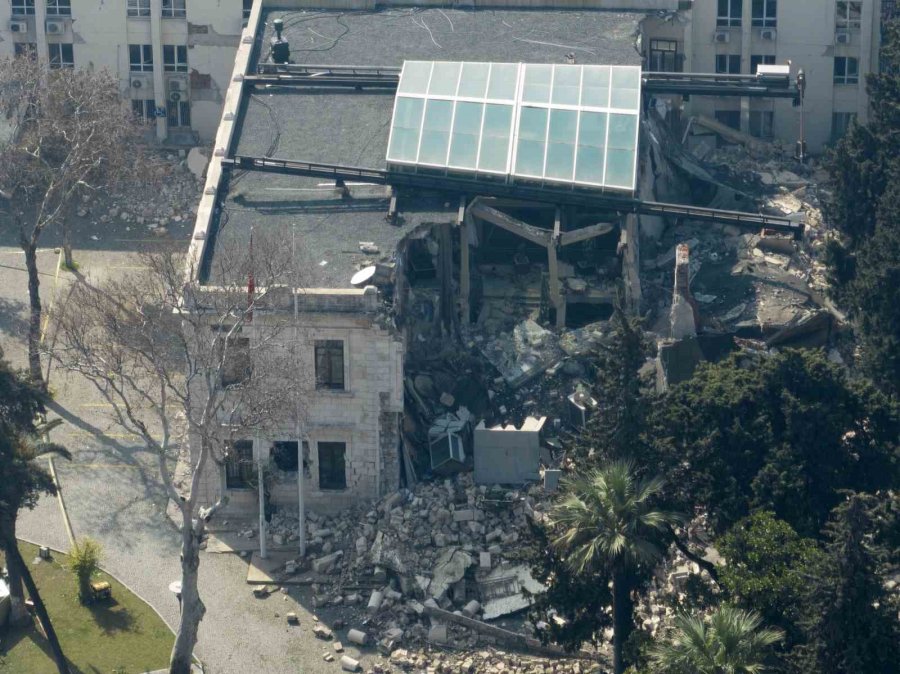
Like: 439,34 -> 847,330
186,1 -> 265,288
260,0 -> 679,10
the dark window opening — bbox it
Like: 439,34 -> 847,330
749,110 -> 774,138
566,302 -> 614,329
11,0 -> 35,16
315,340 -> 345,390
272,441 -> 298,472
220,336 -> 251,387
243,0 -> 253,20
834,56 -> 859,84
717,0 -> 743,26
163,45 -> 188,72
750,54 -> 777,73
715,110 -> 742,130
716,54 -> 742,74
48,43 -> 73,69
752,0 -> 777,27
129,44 -> 153,72
649,39 -> 679,72
225,440 -> 253,489
14,43 -> 37,59
318,442 -> 346,490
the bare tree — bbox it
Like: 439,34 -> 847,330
54,232 -> 308,674
0,55 -> 153,384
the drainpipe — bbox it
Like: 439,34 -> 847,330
257,433 -> 267,559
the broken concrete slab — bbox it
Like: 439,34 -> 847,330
480,564 -> 546,620
430,547 -> 474,599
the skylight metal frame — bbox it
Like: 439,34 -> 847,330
386,61 -> 641,192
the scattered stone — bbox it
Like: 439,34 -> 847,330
313,624 -> 333,640
340,655 -> 361,672
333,641 -> 344,652
347,628 -> 368,646
286,612 -> 298,625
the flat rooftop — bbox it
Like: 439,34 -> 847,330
203,7 -> 644,288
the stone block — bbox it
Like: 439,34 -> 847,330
347,628 -> 368,646
452,509 -> 475,522
340,655 -> 361,672
428,624 -> 448,644
367,590 -> 384,614
479,552 -> 492,569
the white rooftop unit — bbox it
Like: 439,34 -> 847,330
386,61 -> 642,193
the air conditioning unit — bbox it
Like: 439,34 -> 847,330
836,30 -> 851,44
167,76 -> 189,98
9,21 -> 27,33
714,30 -> 730,43
759,28 -> 777,41
130,74 -> 152,90
45,19 -> 66,34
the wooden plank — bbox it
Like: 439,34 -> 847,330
471,202 -> 552,248
559,222 -> 615,246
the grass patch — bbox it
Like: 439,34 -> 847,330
61,260 -> 80,272
0,541 -> 172,674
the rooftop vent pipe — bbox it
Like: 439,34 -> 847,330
271,17 -> 290,65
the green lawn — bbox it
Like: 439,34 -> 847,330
0,541 -> 172,674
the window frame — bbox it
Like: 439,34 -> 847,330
749,110 -> 774,138
717,0 -> 743,27
126,0 -> 151,18
649,39 -> 679,73
129,44 -> 154,72
14,43 -> 37,59
714,109 -> 742,131
131,99 -> 156,124
163,45 -> 188,72
166,100 -> 191,128
833,56 -> 859,84
751,0 -> 777,27
48,43 -> 74,69
219,335 -> 251,388
314,339 -> 346,391
224,440 -> 254,489
836,1 -> 863,29
831,112 -> 857,142
715,54 -> 742,74
45,0 -> 71,16
161,0 -> 186,19
750,54 -> 776,74
11,0 -> 35,16
317,441 -> 347,491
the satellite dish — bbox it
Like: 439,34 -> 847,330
351,265 -> 376,287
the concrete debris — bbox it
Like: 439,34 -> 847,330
480,563 -> 546,620
474,319 -> 565,388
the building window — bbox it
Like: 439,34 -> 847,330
649,39 -> 679,72
751,0 -> 777,27
11,0 -> 35,16
272,441 -> 298,472
163,45 -> 188,72
836,1 -> 863,28
831,112 -> 857,142
127,0 -> 151,17
129,44 -> 153,72
243,0 -> 253,20
131,99 -> 155,123
225,440 -> 254,489
751,54 -> 776,73
834,56 -> 859,83
45,0 -> 71,16
14,43 -> 37,59
749,110 -> 774,138
717,0 -> 742,27
48,43 -> 73,69
161,0 -> 186,19
166,100 -> 191,128
315,340 -> 345,390
219,336 -> 250,387
716,54 -> 742,74
317,442 -> 346,490
715,110 -> 742,130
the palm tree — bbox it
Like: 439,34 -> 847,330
649,606 -> 784,674
548,460 -> 681,674
0,353 -> 71,674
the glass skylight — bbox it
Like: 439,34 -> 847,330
387,61 -> 641,192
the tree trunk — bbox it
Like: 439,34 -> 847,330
668,527 -> 720,584
1,519 -> 28,627
22,240 -> 44,386
62,225 -> 74,270
169,509 -> 205,674
611,566 -> 634,674
5,536 -> 70,673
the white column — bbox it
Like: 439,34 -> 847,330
256,436 -> 267,559
296,431 -> 306,557
739,0 -> 752,134
150,0 -> 166,141
34,0 -> 48,65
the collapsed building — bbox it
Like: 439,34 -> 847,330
179,3 -> 845,668
186,5 -> 810,520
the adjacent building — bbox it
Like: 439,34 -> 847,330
0,0 -> 251,143
642,0 -> 888,152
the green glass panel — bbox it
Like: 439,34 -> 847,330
418,99 -> 453,164
429,61 -> 461,96
604,148 -> 636,188
518,106 -> 548,141
515,140 -> 545,176
522,64 -> 552,104
398,61 -> 432,94
610,66 -> 640,110
575,145 -> 604,184
546,142 -> 575,180
581,66 -> 610,107
388,97 -> 424,161
458,62 -> 490,98
547,109 -> 577,143
577,110 -> 607,148
478,104 -> 513,172
551,65 -> 581,105
449,102 -> 483,168
487,63 -> 518,100
607,113 -> 637,150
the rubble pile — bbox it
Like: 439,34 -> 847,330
74,151 -> 202,238
385,647 -> 596,673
